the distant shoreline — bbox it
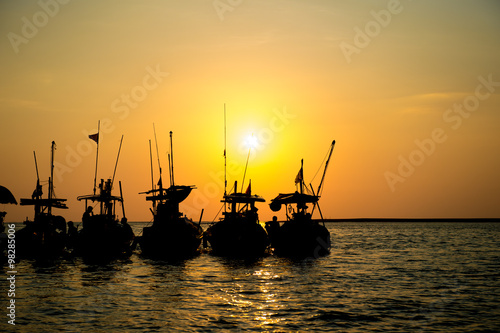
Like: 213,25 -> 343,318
319,218 -> 500,223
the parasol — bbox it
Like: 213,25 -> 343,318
0,185 -> 17,204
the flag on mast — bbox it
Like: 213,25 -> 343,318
295,165 -> 303,184
245,180 -> 251,195
89,133 -> 99,143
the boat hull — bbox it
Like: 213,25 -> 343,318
267,220 -> 331,257
73,215 -> 134,260
205,220 -> 269,257
15,215 -> 67,259
138,218 -> 203,258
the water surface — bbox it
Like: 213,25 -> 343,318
1,222 -> 499,332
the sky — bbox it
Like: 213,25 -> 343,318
1,0 -> 500,223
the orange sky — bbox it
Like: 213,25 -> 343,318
1,0 -> 500,222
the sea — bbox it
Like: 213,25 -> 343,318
1,221 -> 499,332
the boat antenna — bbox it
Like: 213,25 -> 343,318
169,131 -> 175,186
111,134 -> 124,189
153,123 -> 163,190
241,133 -> 253,193
316,140 -> 335,196
224,104 -> 227,196
93,120 -> 101,195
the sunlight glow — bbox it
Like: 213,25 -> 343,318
244,134 -> 259,150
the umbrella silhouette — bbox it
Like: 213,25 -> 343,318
0,185 -> 17,205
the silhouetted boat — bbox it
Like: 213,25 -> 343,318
205,180 -> 269,257
137,131 -> 203,258
72,127 -> 134,260
266,140 -> 335,257
204,106 -> 269,257
17,141 -> 68,258
75,179 -> 134,259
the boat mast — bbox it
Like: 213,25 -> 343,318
169,131 -> 175,186
309,183 -> 324,220
48,141 -> 56,215
316,140 -> 335,196
119,181 -> 126,219
93,120 -> 101,195
111,135 -> 124,189
299,159 -> 304,195
241,133 -> 253,193
34,151 -> 40,188
224,104 -> 227,197
153,123 -> 163,191
149,140 -> 156,209
168,153 -> 172,186
33,150 -> 41,216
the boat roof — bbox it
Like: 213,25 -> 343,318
270,192 -> 319,204
20,198 -> 68,209
142,185 -> 195,203
222,192 -> 265,203
77,194 -> 123,202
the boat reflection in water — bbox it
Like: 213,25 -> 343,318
205,180 -> 269,257
266,140 -> 335,257
137,131 -> 203,259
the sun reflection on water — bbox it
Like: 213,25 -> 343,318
214,268 -> 286,328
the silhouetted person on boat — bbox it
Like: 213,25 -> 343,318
68,221 -> 77,234
120,217 -> 134,254
265,216 -> 280,244
82,206 -> 93,229
66,221 -> 78,247
120,217 -> 134,240
32,184 -> 42,199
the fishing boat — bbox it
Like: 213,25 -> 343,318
16,141 -> 69,258
204,180 -> 269,257
204,106 -> 269,257
137,130 -> 203,258
73,125 -> 134,259
266,140 -> 335,257
75,179 -> 133,259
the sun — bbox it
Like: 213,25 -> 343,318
244,134 -> 259,150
